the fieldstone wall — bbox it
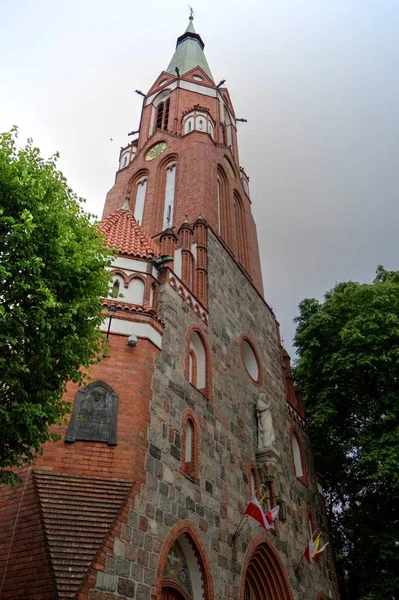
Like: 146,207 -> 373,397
92,230 -> 339,600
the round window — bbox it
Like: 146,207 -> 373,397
240,337 -> 261,383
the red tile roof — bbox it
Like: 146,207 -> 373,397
99,209 -> 159,259
34,471 -> 131,599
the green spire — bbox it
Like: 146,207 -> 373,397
166,17 -> 214,81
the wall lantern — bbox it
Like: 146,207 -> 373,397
277,498 -> 287,522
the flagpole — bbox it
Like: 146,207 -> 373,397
295,529 -> 319,574
294,552 -> 305,574
232,514 -> 248,542
233,491 -> 269,542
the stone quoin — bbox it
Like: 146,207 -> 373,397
0,15 -> 340,600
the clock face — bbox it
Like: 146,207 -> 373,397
145,141 -> 167,161
224,156 -> 236,180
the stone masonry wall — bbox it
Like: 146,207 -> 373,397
91,230 -> 339,600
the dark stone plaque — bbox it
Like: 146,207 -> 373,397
65,381 -> 118,445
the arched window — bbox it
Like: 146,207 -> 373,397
188,349 -> 197,387
182,109 -> 215,139
133,176 -> 147,225
111,279 -> 120,298
180,410 -> 199,483
119,152 -> 129,170
190,332 -> 206,390
217,166 -> 231,245
162,161 -> 177,230
234,191 -> 249,271
185,419 -> 194,463
292,433 -> 303,477
156,97 -> 170,130
149,91 -> 171,136
185,326 -> 212,399
129,277 -> 145,305
223,106 -> 233,147
216,175 -> 222,236
291,430 -> 308,485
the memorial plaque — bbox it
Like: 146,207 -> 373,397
65,381 -> 118,445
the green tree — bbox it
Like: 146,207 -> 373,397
294,267 -> 399,599
0,129 -> 112,485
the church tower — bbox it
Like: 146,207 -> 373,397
0,17 -> 339,600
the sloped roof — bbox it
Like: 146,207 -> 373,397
100,208 -> 159,259
34,471 -> 131,599
166,18 -> 214,81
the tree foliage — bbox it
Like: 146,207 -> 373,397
294,267 -> 399,599
0,129 -> 112,485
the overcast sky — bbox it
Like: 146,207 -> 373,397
1,0 -> 398,355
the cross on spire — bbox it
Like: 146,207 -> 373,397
188,5 -> 194,20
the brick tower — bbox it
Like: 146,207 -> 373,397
0,16 -> 339,600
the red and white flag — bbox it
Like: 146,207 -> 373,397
265,505 -> 280,530
245,498 -> 280,531
244,497 -> 269,531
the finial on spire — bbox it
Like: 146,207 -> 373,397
188,5 -> 194,20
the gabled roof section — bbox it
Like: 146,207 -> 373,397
180,65 -> 215,88
166,17 -> 214,82
147,71 -> 176,97
34,471 -> 131,600
100,207 -> 159,258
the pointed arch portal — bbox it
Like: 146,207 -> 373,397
155,521 -> 214,600
241,535 -> 294,600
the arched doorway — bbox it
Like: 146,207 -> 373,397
154,520 -> 214,600
241,535 -> 294,600
162,585 -> 187,600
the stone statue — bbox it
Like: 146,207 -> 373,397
256,393 -> 275,449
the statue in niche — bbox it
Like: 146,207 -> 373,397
65,381 -> 118,445
256,393 -> 275,449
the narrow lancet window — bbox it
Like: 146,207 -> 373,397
162,162 -> 176,229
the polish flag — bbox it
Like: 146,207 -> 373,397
265,505 -> 280,530
244,497 -> 269,531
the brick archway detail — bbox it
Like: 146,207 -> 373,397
240,533 -> 294,600
153,520 -> 214,600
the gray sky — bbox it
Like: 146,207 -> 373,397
2,0 -> 399,355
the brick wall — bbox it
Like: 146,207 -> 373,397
34,334 -> 159,481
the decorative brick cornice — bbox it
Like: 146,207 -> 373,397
168,271 -> 208,325
287,402 -> 308,431
101,299 -> 165,329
